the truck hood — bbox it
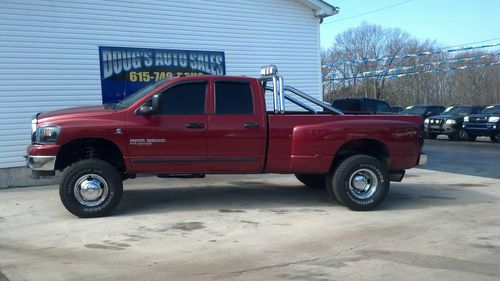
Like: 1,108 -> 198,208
38,105 -> 115,120
468,113 -> 499,119
429,114 -> 465,120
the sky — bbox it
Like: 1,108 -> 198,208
320,0 -> 500,51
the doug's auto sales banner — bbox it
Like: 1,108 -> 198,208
99,46 -> 225,104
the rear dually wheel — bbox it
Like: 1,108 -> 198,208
326,155 -> 389,211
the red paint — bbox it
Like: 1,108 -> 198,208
29,75 -> 423,175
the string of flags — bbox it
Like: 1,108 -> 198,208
353,54 -> 499,77
322,42 -> 500,67
323,61 -> 500,83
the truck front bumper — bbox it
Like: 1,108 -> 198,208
425,123 -> 458,136
25,155 -> 56,171
463,123 -> 500,136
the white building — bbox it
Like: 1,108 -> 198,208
0,0 -> 337,178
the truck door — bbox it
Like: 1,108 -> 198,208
207,79 -> 266,173
127,81 -> 208,173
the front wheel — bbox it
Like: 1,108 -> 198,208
459,129 -> 476,141
491,133 -> 500,142
326,155 -> 389,211
59,159 -> 123,218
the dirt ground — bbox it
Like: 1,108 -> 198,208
1,169 -> 500,281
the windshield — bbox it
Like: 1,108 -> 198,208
481,105 -> 500,115
401,106 -> 427,115
114,79 -> 167,109
441,106 -> 472,115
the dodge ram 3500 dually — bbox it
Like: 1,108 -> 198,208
26,66 -> 426,217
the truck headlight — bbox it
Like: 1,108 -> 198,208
424,118 -> 430,124
31,118 -> 37,133
463,116 -> 469,122
488,117 -> 500,122
445,119 -> 456,125
35,126 -> 61,144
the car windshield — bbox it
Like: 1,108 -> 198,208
441,106 -> 472,115
114,79 -> 168,109
481,105 -> 500,114
401,106 -> 427,115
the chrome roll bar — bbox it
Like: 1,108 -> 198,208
283,85 -> 344,115
265,87 -> 317,114
259,65 -> 343,115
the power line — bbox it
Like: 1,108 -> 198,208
354,54 -> 499,77
323,62 -> 500,82
323,42 -> 500,66
441,38 -> 500,50
323,0 -> 414,25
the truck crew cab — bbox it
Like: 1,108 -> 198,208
462,104 -> 500,142
27,66 -> 426,218
424,105 -> 484,140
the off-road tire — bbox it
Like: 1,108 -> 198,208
459,129 -> 476,141
326,155 -> 389,211
491,133 -> 500,142
59,159 -> 123,218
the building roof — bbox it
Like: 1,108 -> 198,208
297,0 -> 338,19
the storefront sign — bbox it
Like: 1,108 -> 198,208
99,46 -> 225,104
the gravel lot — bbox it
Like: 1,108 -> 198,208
1,140 -> 500,281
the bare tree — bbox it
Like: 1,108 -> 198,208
322,23 -> 500,107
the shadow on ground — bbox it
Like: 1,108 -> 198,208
115,180 -> 493,216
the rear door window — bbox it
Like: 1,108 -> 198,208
215,81 -> 253,114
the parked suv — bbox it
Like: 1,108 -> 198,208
424,105 -> 484,140
331,98 -> 393,114
463,104 -> 500,142
401,105 -> 445,119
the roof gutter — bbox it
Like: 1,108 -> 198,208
298,0 -> 339,23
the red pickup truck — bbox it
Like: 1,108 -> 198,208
26,66 -> 426,217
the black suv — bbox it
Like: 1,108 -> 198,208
401,105 -> 445,119
424,105 -> 484,140
462,104 -> 500,142
331,98 -> 393,114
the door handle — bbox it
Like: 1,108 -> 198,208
185,123 -> 204,129
243,122 -> 260,128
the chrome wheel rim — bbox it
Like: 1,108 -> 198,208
348,168 -> 378,200
74,174 -> 109,207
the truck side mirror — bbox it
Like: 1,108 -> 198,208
138,94 -> 161,115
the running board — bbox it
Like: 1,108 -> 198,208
158,174 -> 205,178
